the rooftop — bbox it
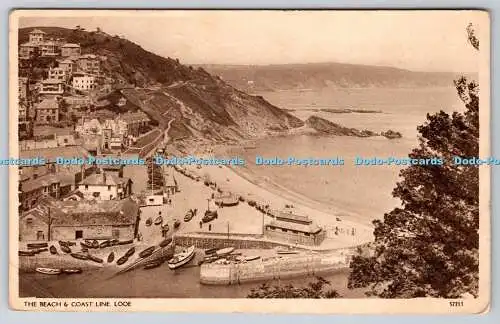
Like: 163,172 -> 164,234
79,172 -> 130,186
62,43 -> 80,48
20,173 -> 60,193
19,145 -> 90,163
268,219 -> 322,234
30,29 -> 46,34
35,98 -> 59,110
51,198 -> 139,226
273,208 -> 312,224
41,78 -> 64,84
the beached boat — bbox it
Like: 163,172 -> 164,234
92,240 -> 99,249
80,242 -> 93,249
87,254 -> 104,264
33,248 -> 48,254
154,216 -> 163,225
205,248 -> 217,255
60,245 -> 71,254
27,242 -> 48,249
159,237 -> 173,248
107,252 -> 115,263
244,255 -> 261,261
125,247 -> 136,258
167,246 -> 196,270
143,260 -> 164,270
49,245 -> 58,255
36,267 -> 62,275
116,256 -> 129,265
110,239 -> 120,246
118,239 -> 134,246
59,240 -> 76,247
216,247 -> 235,257
184,210 -> 194,222
62,268 -> 82,274
277,250 -> 299,255
146,218 -> 153,226
139,246 -> 156,258
19,250 -> 36,256
99,240 -> 111,249
70,252 -> 89,260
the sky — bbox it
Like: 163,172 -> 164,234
17,10 -> 487,72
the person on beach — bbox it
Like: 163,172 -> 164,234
199,221 -> 203,229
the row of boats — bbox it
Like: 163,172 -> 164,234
144,216 -> 181,230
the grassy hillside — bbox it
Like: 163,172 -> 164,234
200,63 -> 474,92
19,27 -> 304,146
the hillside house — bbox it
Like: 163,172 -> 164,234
118,111 -> 151,137
73,73 -> 96,91
48,67 -> 67,82
39,79 -> 64,95
58,58 -> 77,75
29,29 -> 46,43
61,43 -> 81,57
77,54 -> 101,75
78,171 -> 132,201
35,98 -> 59,123
265,208 -> 326,246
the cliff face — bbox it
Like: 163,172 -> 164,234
305,115 -> 377,137
19,27 -> 304,144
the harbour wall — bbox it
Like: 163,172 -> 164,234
173,232 -> 298,250
200,253 -> 349,285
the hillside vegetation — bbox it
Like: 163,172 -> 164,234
19,27 -> 304,147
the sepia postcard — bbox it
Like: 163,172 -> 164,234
8,9 -> 491,314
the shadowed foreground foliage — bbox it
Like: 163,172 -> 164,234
247,277 -> 341,298
347,25 -> 480,298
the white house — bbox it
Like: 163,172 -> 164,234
72,74 -> 95,91
78,171 -> 132,201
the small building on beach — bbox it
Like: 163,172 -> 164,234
265,208 -> 326,246
214,192 -> 239,207
19,198 -> 140,241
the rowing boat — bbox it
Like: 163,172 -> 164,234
70,252 -> 88,260
143,260 -> 164,270
19,250 -> 36,256
36,267 -> 61,275
159,237 -> 172,248
87,254 -> 104,263
116,256 -> 129,265
27,242 -> 48,249
124,247 -> 136,258
215,247 -> 235,257
167,246 -> 195,270
62,268 -> 82,274
139,246 -> 156,258
118,239 -> 134,246
154,216 -> 163,225
107,252 -> 115,263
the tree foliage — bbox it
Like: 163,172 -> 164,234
247,277 -> 341,298
348,25 -> 480,298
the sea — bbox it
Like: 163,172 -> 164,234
19,86 -> 463,299
234,87 -> 464,224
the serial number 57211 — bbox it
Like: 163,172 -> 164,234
449,301 -> 464,307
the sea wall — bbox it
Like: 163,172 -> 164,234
174,233 -> 295,250
200,253 -> 349,285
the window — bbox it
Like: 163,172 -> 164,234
26,218 -> 33,225
75,230 -> 83,239
85,185 -> 88,190
108,185 -> 111,191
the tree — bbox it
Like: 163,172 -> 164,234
247,277 -> 341,298
348,25 -> 480,298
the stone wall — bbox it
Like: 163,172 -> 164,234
200,253 -> 349,285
